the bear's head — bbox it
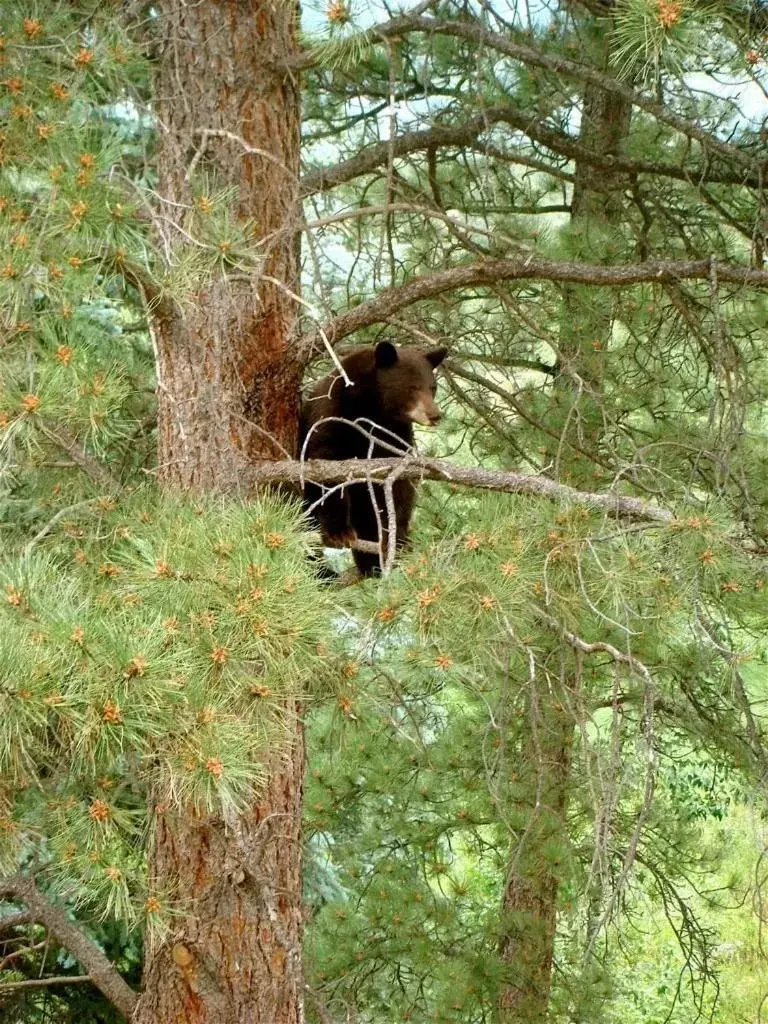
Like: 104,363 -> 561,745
373,341 -> 447,426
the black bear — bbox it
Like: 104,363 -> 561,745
299,341 -> 447,576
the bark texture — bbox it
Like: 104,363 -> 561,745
498,694 -> 572,1023
136,739 -> 305,1024
135,3 -> 305,1022
153,0 -> 302,491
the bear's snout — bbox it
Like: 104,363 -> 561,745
408,397 -> 443,426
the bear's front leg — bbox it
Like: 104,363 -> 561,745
307,483 -> 358,548
321,521 -> 358,549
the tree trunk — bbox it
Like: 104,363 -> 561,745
135,753 -> 305,1024
134,3 -> 305,1022
498,690 -> 572,1023
498,25 -> 632,1022
152,0 -> 302,492
559,75 -> 632,410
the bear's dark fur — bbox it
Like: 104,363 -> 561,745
299,341 -> 447,576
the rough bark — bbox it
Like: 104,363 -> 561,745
499,693 -> 572,1023
153,0 -> 302,492
136,741 -> 304,1024
134,3 -> 306,1022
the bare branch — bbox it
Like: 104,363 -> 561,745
40,426 -> 121,493
252,456 -> 674,523
536,608 -> 654,683
303,256 -> 768,349
293,16 -> 758,174
0,975 -> 92,991
0,874 -> 137,1020
300,106 -> 758,197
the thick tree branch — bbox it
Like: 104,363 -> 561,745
300,106 -> 758,196
302,122 -> 488,194
252,456 -> 674,523
303,256 -> 768,348
0,874 -> 137,1020
294,16 -> 760,174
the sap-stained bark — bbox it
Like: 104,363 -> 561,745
136,723 -> 305,1024
153,0 -> 302,491
135,3 -> 306,1023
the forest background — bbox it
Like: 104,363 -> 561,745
0,0 -> 767,1022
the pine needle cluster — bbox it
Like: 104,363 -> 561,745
0,492 -> 328,922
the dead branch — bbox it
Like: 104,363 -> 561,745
0,975 -> 92,991
253,456 -> 674,523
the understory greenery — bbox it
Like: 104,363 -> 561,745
303,491 -> 767,1022
0,0 -> 767,1021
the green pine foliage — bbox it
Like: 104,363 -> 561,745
303,490 -> 766,1021
0,2 -> 153,529
611,0 -> 768,82
0,492 -> 328,925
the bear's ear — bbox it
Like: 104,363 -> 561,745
426,346 -> 448,368
375,341 -> 399,369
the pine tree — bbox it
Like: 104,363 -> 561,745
296,0 -> 768,1020
0,4 -> 324,1021
1,0 -> 767,1022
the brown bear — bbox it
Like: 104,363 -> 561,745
299,340 -> 447,576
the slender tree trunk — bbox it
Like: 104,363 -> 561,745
559,75 -> 633,413
498,24 -> 632,1022
498,687 -> 572,1023
134,3 -> 304,1022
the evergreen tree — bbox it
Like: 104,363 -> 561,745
0,0 -> 767,1022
